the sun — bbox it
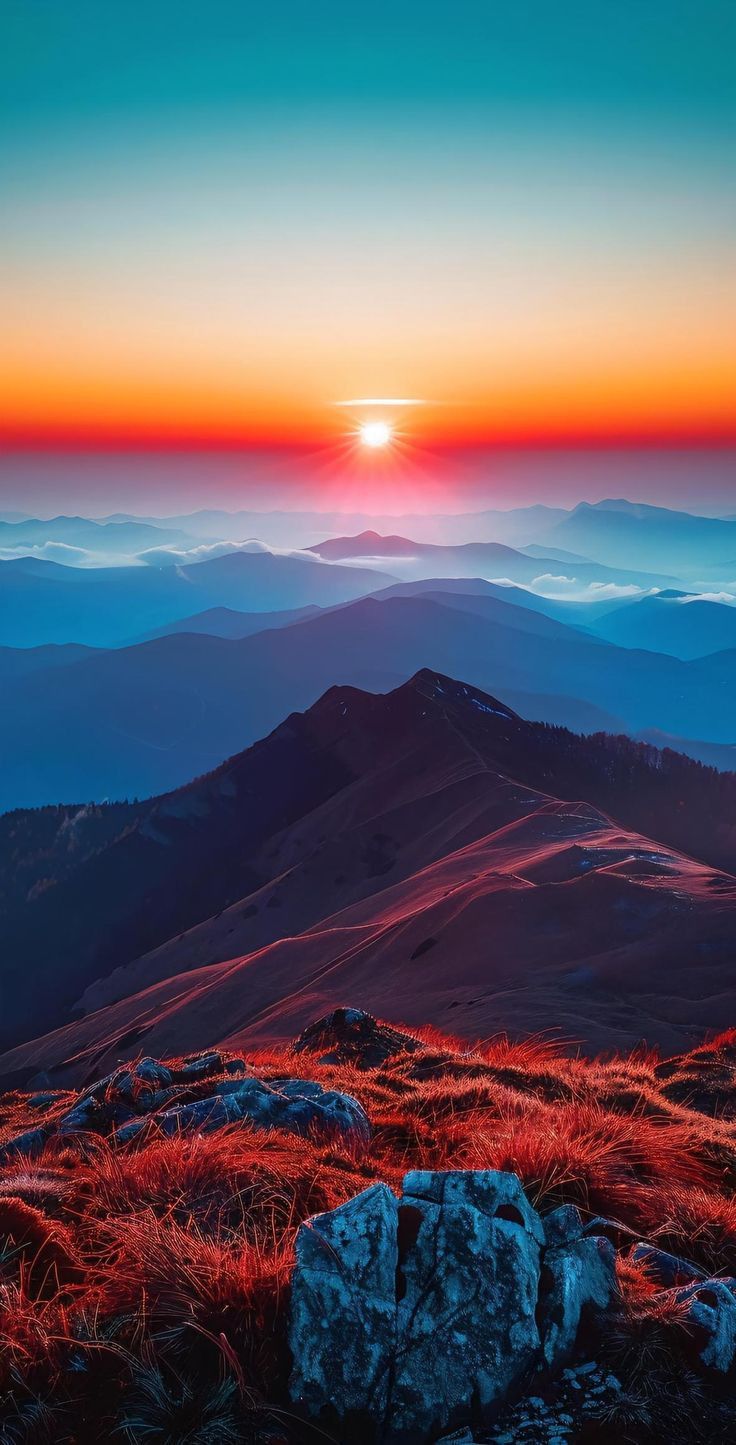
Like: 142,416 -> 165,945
359,420 -> 392,448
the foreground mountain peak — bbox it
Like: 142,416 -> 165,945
406,667 -> 521,720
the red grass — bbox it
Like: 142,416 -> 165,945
0,1021 -> 735,1436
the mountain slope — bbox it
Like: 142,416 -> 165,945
3,670 -> 736,1070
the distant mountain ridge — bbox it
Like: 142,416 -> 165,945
545,498 -> 736,574
306,529 -> 677,589
4,585 -> 736,812
0,547 -> 396,647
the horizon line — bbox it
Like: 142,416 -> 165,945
2,430 -> 736,456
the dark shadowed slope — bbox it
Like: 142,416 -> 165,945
3,670 -> 736,1068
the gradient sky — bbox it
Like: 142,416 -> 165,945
1,2 -> 735,465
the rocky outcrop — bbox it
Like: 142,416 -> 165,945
289,1183 -> 398,1431
391,1171 -> 544,1442
288,1170 -> 617,1443
675,1277 -> 736,1373
0,1052 -> 369,1159
116,1074 -> 370,1146
538,1204 -> 618,1370
293,1007 -> 420,1069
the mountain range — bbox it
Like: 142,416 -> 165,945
2,669 -> 736,1080
5,579 -> 736,811
539,499 -> 736,577
0,548 -> 395,647
306,529 -> 677,590
591,591 -> 736,658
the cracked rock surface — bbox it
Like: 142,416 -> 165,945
288,1169 -> 617,1443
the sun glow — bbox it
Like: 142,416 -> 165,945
359,420 -> 392,448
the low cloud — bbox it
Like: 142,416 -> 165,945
0,541 -> 138,568
584,582 -> 646,599
137,539 -> 324,568
677,590 -> 736,605
524,574 -> 648,602
530,573 -> 579,591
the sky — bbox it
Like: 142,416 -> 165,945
1,2 -> 734,510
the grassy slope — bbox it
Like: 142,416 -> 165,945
0,1018 -> 735,1440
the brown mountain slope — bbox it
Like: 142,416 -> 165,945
2,749 -> 735,1088
4,669 -> 736,1074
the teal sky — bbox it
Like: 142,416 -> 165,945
4,3 -> 735,136
1,2 -> 734,466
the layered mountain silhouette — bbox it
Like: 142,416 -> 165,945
2,670 -> 736,1079
137,602 -> 321,641
0,549 -> 396,648
0,514 -> 195,555
307,529 -> 676,589
592,591 -> 736,659
4,587 -> 736,811
543,499 -> 736,576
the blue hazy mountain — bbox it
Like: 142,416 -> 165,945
3,589 -> 736,812
306,530 -> 678,590
591,592 -> 736,659
0,514 -> 197,555
0,550 -> 397,647
102,504 -> 569,550
542,499 -> 736,575
137,603 -> 322,642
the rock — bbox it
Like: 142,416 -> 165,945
540,1206 -> 618,1370
676,1277 -> 736,1372
116,1075 -> 370,1147
116,1093 -> 243,1143
58,1095 -> 104,1135
26,1092 -> 61,1111
176,1051 -> 224,1081
79,1057 -> 173,1110
235,1076 -> 370,1142
293,1007 -> 419,1069
0,1125 -> 49,1161
392,1171 -> 545,1442
631,1241 -> 705,1287
543,1203 -> 627,1249
289,1183 -> 399,1433
289,1169 -> 546,1443
126,1057 -> 173,1092
489,1362 -> 623,1444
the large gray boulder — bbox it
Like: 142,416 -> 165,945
289,1183 -> 398,1433
289,1170 -> 550,1443
391,1171 -> 544,1442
